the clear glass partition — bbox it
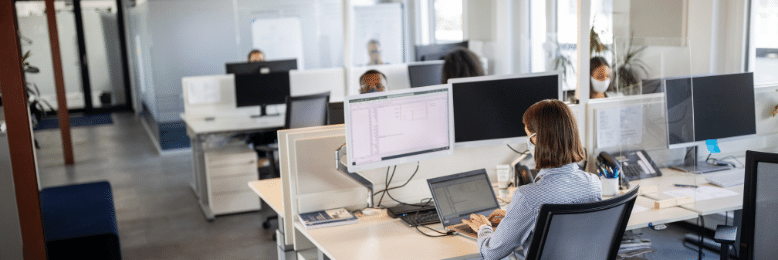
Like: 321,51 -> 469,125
593,37 -> 700,201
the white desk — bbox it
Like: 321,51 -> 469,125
182,114 -> 285,220
632,167 -> 745,215
294,211 -> 480,260
625,196 -> 699,231
248,179 -> 284,214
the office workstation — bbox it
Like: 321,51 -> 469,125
4,0 -> 778,259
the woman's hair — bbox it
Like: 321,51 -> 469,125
522,99 -> 585,169
247,49 -> 263,60
441,47 -> 484,84
589,56 -> 609,76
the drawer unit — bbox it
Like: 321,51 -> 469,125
204,145 -> 259,215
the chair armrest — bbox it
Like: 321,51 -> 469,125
713,225 -> 737,244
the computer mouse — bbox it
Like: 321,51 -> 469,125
362,208 -> 382,216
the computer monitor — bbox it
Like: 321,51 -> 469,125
415,41 -> 469,61
408,61 -> 445,88
328,102 -> 344,125
448,72 -> 562,149
225,59 -> 297,75
664,72 -> 756,149
234,72 -> 291,116
344,84 -> 454,172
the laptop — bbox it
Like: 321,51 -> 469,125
427,169 -> 501,240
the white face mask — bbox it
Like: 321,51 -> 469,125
526,133 -> 536,153
591,77 -> 610,93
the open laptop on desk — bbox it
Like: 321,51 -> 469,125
428,169 -> 500,240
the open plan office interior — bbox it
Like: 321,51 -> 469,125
2,0 -> 778,259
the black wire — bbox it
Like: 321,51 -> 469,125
507,144 -> 529,155
415,225 -> 452,237
376,166 -> 397,208
373,162 -> 421,196
698,215 -> 705,260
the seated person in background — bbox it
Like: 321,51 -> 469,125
248,49 -> 265,62
359,70 -> 388,94
590,56 -> 611,99
367,39 -> 385,65
462,99 -> 602,260
441,47 -> 485,84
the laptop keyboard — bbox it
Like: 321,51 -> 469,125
452,224 -> 478,236
400,211 -> 440,226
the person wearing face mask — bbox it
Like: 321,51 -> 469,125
367,40 -> 385,65
590,56 -> 611,99
359,70 -> 388,94
461,99 -> 602,260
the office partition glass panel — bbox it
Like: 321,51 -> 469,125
79,2 -> 128,108
234,0 -> 344,70
528,0 -> 577,102
15,2 -> 85,111
751,0 -> 778,85
350,1 -> 410,66
593,37 -> 700,203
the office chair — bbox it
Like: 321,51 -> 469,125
523,185 -> 639,260
257,92 -> 329,234
714,150 -> 778,260
256,91 -> 330,177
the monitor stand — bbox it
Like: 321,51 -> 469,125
670,146 -> 731,174
250,104 -> 281,118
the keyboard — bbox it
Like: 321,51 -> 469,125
705,172 -> 745,188
400,211 -> 440,227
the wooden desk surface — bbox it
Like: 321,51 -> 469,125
294,211 -> 479,260
633,167 -> 744,215
181,114 -> 285,135
248,179 -> 284,215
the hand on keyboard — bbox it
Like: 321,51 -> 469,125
462,214 -> 490,231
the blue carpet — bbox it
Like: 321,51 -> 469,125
34,114 -> 113,130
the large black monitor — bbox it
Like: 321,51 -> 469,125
408,61 -> 444,88
664,72 -> 756,149
234,72 -> 290,116
448,72 -> 561,148
226,59 -> 297,75
415,41 -> 468,61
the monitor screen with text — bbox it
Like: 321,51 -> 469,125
345,85 -> 454,172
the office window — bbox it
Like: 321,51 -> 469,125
529,0 -> 578,100
752,0 -> 778,85
434,0 -> 463,43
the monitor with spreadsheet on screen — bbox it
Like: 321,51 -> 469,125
344,84 -> 454,172
448,71 -> 561,149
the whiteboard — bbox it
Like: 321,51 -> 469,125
353,3 -> 404,66
251,17 -> 305,70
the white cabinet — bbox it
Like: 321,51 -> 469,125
205,145 -> 260,215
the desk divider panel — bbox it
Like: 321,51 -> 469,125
290,68 -> 346,102
278,125 -> 345,248
182,74 -> 285,118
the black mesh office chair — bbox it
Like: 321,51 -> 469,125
258,92 -> 329,233
523,185 -> 639,260
714,150 -> 778,260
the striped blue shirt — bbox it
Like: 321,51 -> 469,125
476,163 -> 602,260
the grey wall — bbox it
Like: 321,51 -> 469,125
0,122 -> 24,260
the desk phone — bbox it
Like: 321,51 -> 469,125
614,150 -> 662,181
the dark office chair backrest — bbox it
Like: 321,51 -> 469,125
740,150 -> 778,259
285,92 -> 330,129
524,185 -> 639,260
327,101 -> 344,125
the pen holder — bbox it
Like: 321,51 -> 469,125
601,177 -> 620,197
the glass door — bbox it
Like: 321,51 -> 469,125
15,0 -> 130,113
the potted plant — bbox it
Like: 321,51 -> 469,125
612,35 -> 649,96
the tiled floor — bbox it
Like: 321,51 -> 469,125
34,113 -> 278,260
